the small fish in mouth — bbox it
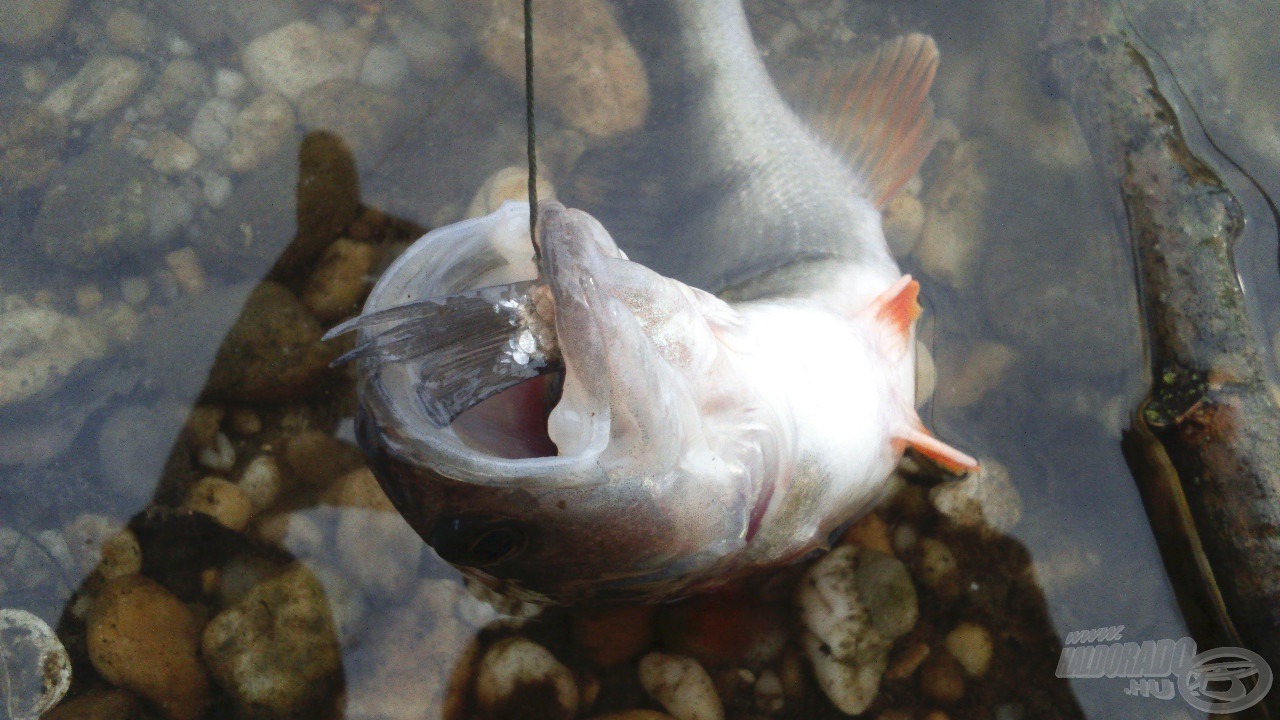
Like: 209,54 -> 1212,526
326,3 -> 977,603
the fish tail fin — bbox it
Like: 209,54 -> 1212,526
323,281 -> 556,426
781,33 -> 940,207
899,423 -> 979,476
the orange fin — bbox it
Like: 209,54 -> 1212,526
868,275 -> 922,345
901,425 -> 979,475
779,33 -> 940,207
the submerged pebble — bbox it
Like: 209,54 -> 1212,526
223,93 -> 297,173
0,99 -> 67,195
33,147 -> 170,272
300,238 -> 377,322
916,140 -> 988,290
87,576 -> 211,720
182,476 -> 254,532
202,563 -> 342,719
637,652 -> 724,720
143,132 -> 201,175
929,459 -> 1022,533
43,56 -> 145,124
936,340 -> 1018,409
944,622 -> 994,678
0,608 -> 72,720
41,688 -> 138,720
0,302 -> 107,407
0,0 -> 72,51
205,282 -> 336,402
296,79 -> 408,163
469,0 -> 649,138
242,21 -> 367,101
572,604 -> 654,667
188,98 -> 239,155
475,637 -> 579,720
467,165 -> 557,218
360,42 -> 411,91
796,546 -> 918,715
237,455 -> 284,510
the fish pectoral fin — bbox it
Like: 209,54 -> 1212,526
779,33 -> 939,207
899,425 -> 980,476
867,274 -> 922,346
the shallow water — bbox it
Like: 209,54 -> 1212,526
0,0 -> 1275,718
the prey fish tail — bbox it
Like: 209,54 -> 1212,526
1047,0 -> 1280,695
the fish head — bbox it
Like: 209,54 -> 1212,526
352,201 -> 787,602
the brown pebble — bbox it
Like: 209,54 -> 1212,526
227,407 -> 262,435
586,712 -> 675,720
322,466 -> 393,510
659,591 -> 788,666
572,604 -> 654,666
182,476 -> 254,531
577,671 -> 602,711
183,405 -> 224,449
944,622 -> 994,678
42,688 -> 139,720
301,238 -> 377,322
919,653 -> 965,703
283,430 -> 365,488
840,512 -> 892,554
923,711 -> 951,720
916,538 -> 960,591
885,641 -> 931,681
469,0 -> 649,138
87,576 -> 211,720
777,649 -> 807,699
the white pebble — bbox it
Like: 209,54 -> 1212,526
63,513 -> 120,574
917,538 -> 959,588
638,653 -> 724,720
476,638 -> 578,720
214,68 -> 248,99
929,459 -> 1022,533
237,455 -> 283,511
801,631 -> 886,716
198,431 -> 236,472
202,172 -> 233,208
754,669 -> 785,714
168,35 -> 195,56
187,98 -> 239,154
359,43 -> 409,91
241,21 -> 367,101
0,608 -> 72,720
43,56 -> 144,123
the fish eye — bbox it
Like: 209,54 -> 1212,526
429,516 -> 528,567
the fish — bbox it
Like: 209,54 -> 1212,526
327,0 -> 978,603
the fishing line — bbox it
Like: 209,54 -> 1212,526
525,0 -> 540,259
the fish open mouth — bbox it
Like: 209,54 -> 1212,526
326,272 -> 565,458
450,372 -> 562,459
325,202 -> 621,467
326,201 -> 754,483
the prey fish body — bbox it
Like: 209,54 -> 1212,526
332,0 -> 976,603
